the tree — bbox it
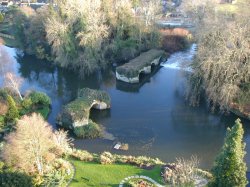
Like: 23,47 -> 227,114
4,72 -> 24,100
210,119 -> 248,187
5,95 -> 19,122
53,130 -> 72,154
186,0 -> 250,111
2,113 -> 54,175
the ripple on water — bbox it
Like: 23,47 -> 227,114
161,43 -> 197,72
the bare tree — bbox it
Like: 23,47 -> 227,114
53,130 -> 73,154
163,156 -> 199,186
186,0 -> 250,111
4,72 -> 24,100
2,113 -> 55,175
141,0 -> 161,27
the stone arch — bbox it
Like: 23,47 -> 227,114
90,100 -> 109,110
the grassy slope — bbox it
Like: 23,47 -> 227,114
70,160 -> 163,187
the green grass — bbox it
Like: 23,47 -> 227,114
70,160 -> 163,187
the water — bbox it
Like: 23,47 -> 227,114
0,44 -> 249,169
161,43 -> 197,72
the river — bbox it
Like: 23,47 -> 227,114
0,44 -> 249,169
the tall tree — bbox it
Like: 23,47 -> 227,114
210,119 -> 248,187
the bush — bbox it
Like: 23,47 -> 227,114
0,116 -> 5,130
21,98 -> 33,110
71,149 -> 94,161
0,171 -> 33,187
0,13 -> 4,23
124,179 -> 157,187
162,156 -> 199,186
29,91 -> 51,106
114,155 -> 164,167
0,161 -> 5,172
100,152 -> 115,164
5,95 -> 19,122
42,159 -> 72,187
36,106 -> 50,119
0,89 -> 8,101
73,120 -> 102,138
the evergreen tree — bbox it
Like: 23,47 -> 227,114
210,119 -> 248,187
5,95 -> 19,122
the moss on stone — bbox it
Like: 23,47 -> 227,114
57,88 -> 111,137
73,120 -> 102,139
77,88 -> 111,107
116,49 -> 166,78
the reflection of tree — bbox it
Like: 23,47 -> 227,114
0,46 -> 15,75
101,70 -> 116,88
16,54 -> 55,81
14,51 -> 116,104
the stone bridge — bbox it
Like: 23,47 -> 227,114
116,49 -> 166,84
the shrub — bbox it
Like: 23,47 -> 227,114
73,120 -> 102,138
5,95 -> 19,122
0,171 -> 33,187
0,115 -> 5,130
36,106 -> 50,119
42,159 -> 72,187
100,152 -> 115,164
162,156 -> 199,186
124,179 -> 157,187
21,98 -> 32,110
114,155 -> 164,166
29,91 -> 51,106
0,161 -> 5,172
0,89 -> 8,100
0,13 -> 4,23
71,149 -> 94,161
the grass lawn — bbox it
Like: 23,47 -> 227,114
70,160 -> 163,187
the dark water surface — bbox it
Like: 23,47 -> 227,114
1,45 -> 249,169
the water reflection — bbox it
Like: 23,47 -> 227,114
116,66 -> 162,93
